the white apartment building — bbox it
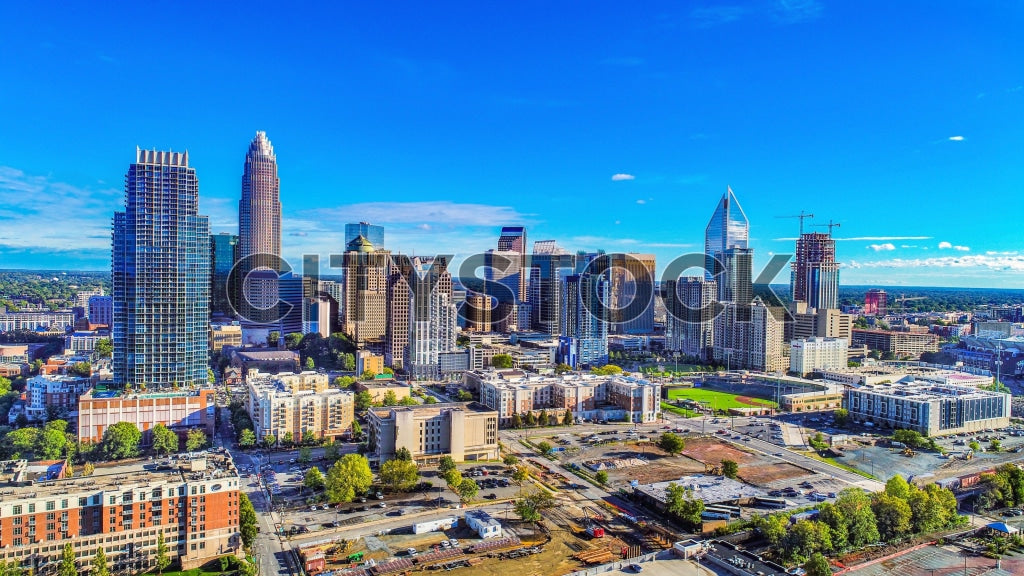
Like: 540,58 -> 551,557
790,337 -> 848,376
246,371 -> 354,443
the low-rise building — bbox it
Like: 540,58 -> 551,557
852,328 -> 940,357
820,362 -> 992,388
210,323 -> 242,353
845,382 -> 1011,436
230,348 -> 300,376
468,370 -> 661,426
21,374 -> 94,422
779,383 -> 845,412
354,381 -> 411,404
0,452 -> 241,571
78,388 -> 215,443
365,402 -> 499,464
465,510 -> 502,539
246,371 -> 354,443
0,310 -> 75,332
63,330 -> 108,355
356,350 -> 385,375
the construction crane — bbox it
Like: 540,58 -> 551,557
776,211 -> 815,235
893,293 -> 926,314
813,220 -> 842,236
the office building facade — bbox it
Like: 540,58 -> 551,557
78,388 -> 215,443
365,403 -> 499,464
704,187 -> 750,302
344,222 -> 384,248
791,232 -> 839,310
790,337 -> 848,376
664,277 -> 717,362
112,149 -> 210,389
210,233 -> 239,317
845,383 -> 1011,436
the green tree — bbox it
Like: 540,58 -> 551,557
721,459 -> 739,479
185,428 -> 207,451
298,446 -> 313,463
239,492 -> 258,549
305,356 -> 315,371
334,375 -> 357,389
456,389 -> 473,401
503,454 -> 518,467
456,477 -> 478,502
382,389 -> 398,406
833,408 -> 850,427
398,396 -> 419,406
155,532 -> 170,575
304,467 -> 326,491
664,482 -> 704,525
282,431 -> 294,447
990,439 -> 1002,452
754,513 -> 788,546
563,409 -> 574,426
595,470 -> 609,485
380,458 -> 420,492
325,454 -> 374,503
538,409 -> 549,427
555,363 -> 573,374
267,331 -> 281,347
885,475 -> 911,500
817,502 -> 849,551
424,395 -> 438,404
969,440 -> 980,451
37,421 -> 70,459
513,489 -> 553,521
68,361 -> 92,377
100,421 -> 141,460
657,432 -> 685,455
342,353 -> 356,371
511,413 -> 523,429
810,432 -> 829,453
238,428 -> 256,449
151,423 -> 179,455
7,427 -> 40,458
59,543 -> 77,576
513,465 -> 529,485
590,364 -> 623,376
351,420 -> 363,439
262,433 -> 277,448
395,446 -> 412,461
872,493 -> 912,541
284,332 -> 304,350
803,552 -> 831,576
94,338 -> 113,359
443,467 -> 463,489
355,391 -> 374,411
491,354 -> 514,369
360,369 -> 377,381
536,441 -> 553,455
783,520 -> 833,562
91,547 -> 110,576
324,441 -> 341,462
524,412 -> 537,426
836,488 -> 879,547
439,455 -> 457,475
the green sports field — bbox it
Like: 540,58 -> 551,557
666,387 -> 778,409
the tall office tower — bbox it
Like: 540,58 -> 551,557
712,301 -> 785,372
664,277 -> 717,362
559,272 -> 609,368
484,249 -> 523,332
385,256 -> 412,368
605,253 -> 656,334
792,232 -> 839,310
210,233 -> 239,317
113,148 -> 210,389
407,256 -> 458,380
864,288 -> 887,316
341,236 -> 390,349
238,131 -> 282,313
705,187 -> 751,302
528,241 -> 574,336
345,222 -> 384,248
463,293 -> 492,332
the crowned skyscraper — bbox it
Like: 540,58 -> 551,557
238,132 -> 283,319
704,187 -> 751,303
112,148 -> 210,388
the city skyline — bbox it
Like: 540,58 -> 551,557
0,3 -> 1022,287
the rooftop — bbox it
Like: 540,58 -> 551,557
369,401 -> 496,418
634,474 -> 763,506
0,450 -> 238,501
851,382 -> 1009,401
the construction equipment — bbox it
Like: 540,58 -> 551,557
902,448 -> 915,458
893,293 -> 926,314
583,508 -> 605,538
704,462 -> 722,475
813,220 -> 841,236
776,211 -> 815,235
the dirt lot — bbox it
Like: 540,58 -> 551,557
681,437 -> 808,485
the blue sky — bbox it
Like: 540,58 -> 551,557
1,1 -> 1022,287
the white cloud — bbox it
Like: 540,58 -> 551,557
938,241 -> 953,249
636,199 -> 646,205
869,243 -> 896,252
611,173 -> 636,181
954,245 -> 970,252
948,136 -> 964,141
900,245 -> 918,249
847,254 -> 1024,272
418,224 -> 431,231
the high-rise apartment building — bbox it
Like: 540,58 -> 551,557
864,289 -> 887,316
385,256 -> 412,368
664,277 -> 717,362
87,295 -> 113,327
112,149 -> 210,389
791,232 -> 839,310
341,236 -> 390,349
246,371 -> 354,442
210,233 -> 239,317
605,253 -> 656,335
559,272 -> 609,368
238,132 -> 282,317
713,301 -> 786,372
345,222 -> 384,248
407,256 -> 458,380
704,187 -> 750,302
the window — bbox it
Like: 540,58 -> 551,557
46,501 -> 55,511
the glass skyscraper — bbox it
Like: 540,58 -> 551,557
112,148 -> 210,388
210,232 -> 239,317
704,187 -> 751,302
345,222 -> 384,248
239,132 -> 282,317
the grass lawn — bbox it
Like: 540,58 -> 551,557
800,450 -> 878,480
660,402 -> 700,418
666,387 -> 777,410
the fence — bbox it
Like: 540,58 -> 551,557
563,552 -> 660,576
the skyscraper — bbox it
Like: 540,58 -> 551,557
704,187 -> 750,302
341,235 -> 390,348
528,241 -> 574,336
791,232 -> 839,310
210,232 -> 239,317
345,222 -> 384,248
407,256 -> 458,380
664,277 -> 717,362
864,288 -> 887,316
112,148 -> 210,389
238,131 -> 282,314
559,271 -> 609,368
605,253 -> 656,335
